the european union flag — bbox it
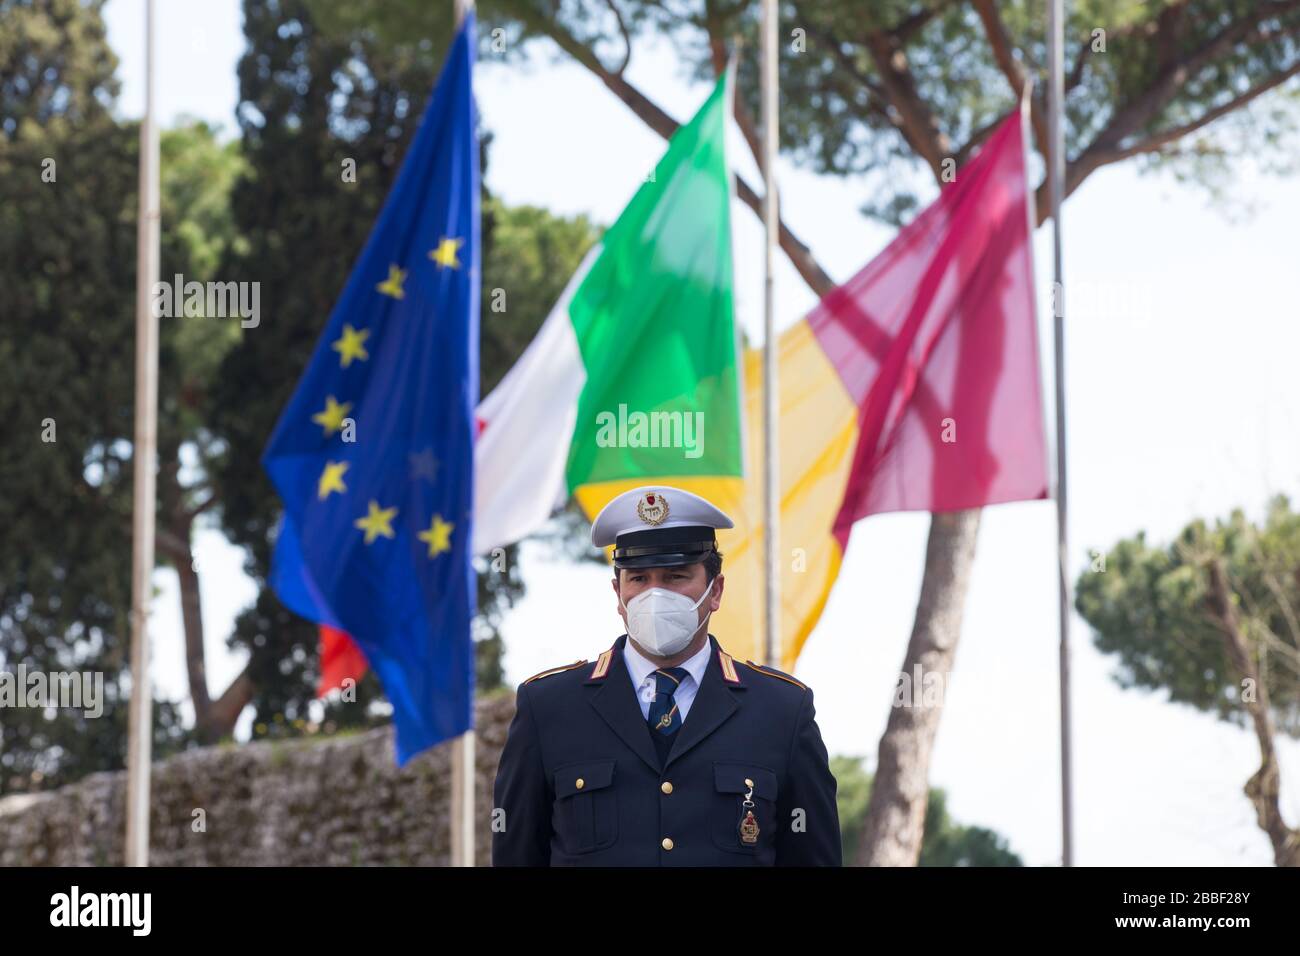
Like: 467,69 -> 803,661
262,15 -> 479,765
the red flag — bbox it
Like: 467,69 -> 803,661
809,107 -> 1047,545
317,624 -> 368,698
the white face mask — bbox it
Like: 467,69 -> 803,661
620,576 -> 716,657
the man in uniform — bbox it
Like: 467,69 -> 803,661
492,484 -> 842,866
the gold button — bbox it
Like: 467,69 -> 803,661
745,778 -> 754,788
575,778 -> 584,789
661,837 -> 674,851
661,781 -> 673,794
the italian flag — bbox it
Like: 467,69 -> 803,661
473,69 -> 744,553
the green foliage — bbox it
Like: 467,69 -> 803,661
325,0 -> 1300,227
833,755 -> 1023,866
831,754 -> 872,855
0,0 -> 191,793
777,0 -> 1300,221
1076,495 -> 1300,735
919,788 -> 1022,867
161,121 -> 248,280
158,120 -> 249,456
0,0 -> 122,133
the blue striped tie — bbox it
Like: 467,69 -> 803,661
647,667 -> 689,737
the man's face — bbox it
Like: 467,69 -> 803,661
612,561 -> 724,633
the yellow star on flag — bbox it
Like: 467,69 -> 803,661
311,395 -> 352,436
428,237 -> 463,270
317,461 -> 349,500
417,514 -> 455,558
376,264 -> 407,299
331,324 -> 370,368
354,500 -> 398,544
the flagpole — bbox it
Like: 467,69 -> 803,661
1047,0 -> 1074,868
759,0 -> 780,667
126,0 -> 160,868
450,0 -> 477,869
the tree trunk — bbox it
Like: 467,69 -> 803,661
1206,559 -> 1300,867
157,458 -> 254,745
173,518 -> 214,733
857,508 -> 982,866
173,523 -> 254,744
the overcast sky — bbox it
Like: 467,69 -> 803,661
103,0 -> 1300,866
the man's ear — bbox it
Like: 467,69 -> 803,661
708,573 -> 724,611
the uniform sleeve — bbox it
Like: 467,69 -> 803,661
491,682 -> 552,867
776,687 -> 843,866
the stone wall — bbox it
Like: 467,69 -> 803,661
0,693 -> 515,866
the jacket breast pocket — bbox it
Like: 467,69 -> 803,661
553,760 -> 618,855
711,762 -> 779,857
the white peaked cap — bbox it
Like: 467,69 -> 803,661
590,485 -> 735,562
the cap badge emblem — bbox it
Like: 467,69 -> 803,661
636,491 -> 670,525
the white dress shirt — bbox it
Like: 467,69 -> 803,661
624,636 -> 713,724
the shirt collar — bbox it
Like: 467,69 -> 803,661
623,634 -> 713,687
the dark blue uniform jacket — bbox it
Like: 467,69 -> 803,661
492,633 -> 841,866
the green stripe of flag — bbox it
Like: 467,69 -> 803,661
564,70 -> 742,490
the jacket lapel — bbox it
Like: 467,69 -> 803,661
586,635 -> 661,774
663,634 -> 744,771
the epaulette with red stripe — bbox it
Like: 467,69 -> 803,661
717,647 -> 742,684
589,646 -> 615,680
